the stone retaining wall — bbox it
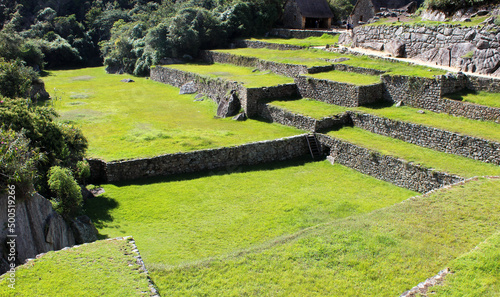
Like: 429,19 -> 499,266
348,24 -> 500,77
270,28 -> 337,39
234,40 -> 304,50
295,76 -> 384,107
150,66 -> 298,117
88,135 -> 309,182
259,104 -> 351,132
349,111 -> 500,164
316,134 -> 464,193
382,74 -> 500,122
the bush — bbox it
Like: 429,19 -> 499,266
0,98 -> 87,193
47,166 -> 83,218
75,160 -> 90,186
0,59 -> 38,98
0,128 -> 44,189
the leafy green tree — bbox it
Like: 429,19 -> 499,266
0,59 -> 38,99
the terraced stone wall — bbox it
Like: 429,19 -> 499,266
234,40 -> 304,50
88,135 -> 310,182
259,104 -> 351,132
316,134 -> 464,193
150,66 -> 298,117
295,76 -> 384,107
349,24 -> 500,77
382,74 -> 500,121
349,111 -> 500,164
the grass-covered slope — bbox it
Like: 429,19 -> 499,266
307,70 -> 381,85
445,90 -> 500,109
151,177 -> 500,296
246,34 -> 339,47
0,238 -> 151,297
44,67 -> 301,161
85,159 -> 417,268
433,231 -> 500,296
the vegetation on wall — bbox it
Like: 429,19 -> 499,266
423,0 -> 498,12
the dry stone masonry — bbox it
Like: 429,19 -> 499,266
317,134 -> 464,193
88,135 -> 310,182
346,24 -> 500,76
349,111 -> 500,164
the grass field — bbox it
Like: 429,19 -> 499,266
267,98 -> 500,142
164,63 -> 294,87
367,15 -> 490,27
43,67 -> 301,161
214,48 -> 446,78
247,34 -> 339,47
327,127 -> 500,178
150,177 -> 500,296
307,70 -> 381,85
444,90 -> 500,108
0,238 -> 151,296
85,159 -> 417,267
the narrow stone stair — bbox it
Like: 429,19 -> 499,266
305,134 -> 323,159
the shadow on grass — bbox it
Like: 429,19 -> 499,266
83,194 -> 119,239
444,89 -> 478,102
110,156 -> 317,188
360,101 -> 394,110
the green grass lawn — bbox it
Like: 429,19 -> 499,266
433,231 -> 500,296
43,67 -> 301,161
214,48 -> 446,78
151,177 -> 500,296
367,15 -> 490,27
444,90 -> 500,109
164,63 -> 294,87
84,158 -> 417,273
247,34 -> 339,47
269,98 -> 348,119
267,98 -> 500,142
327,127 -> 500,178
0,238 -> 151,296
307,70 -> 381,85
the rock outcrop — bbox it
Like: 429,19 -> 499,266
0,189 -> 97,274
217,90 -> 241,117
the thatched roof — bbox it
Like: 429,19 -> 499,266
295,0 -> 334,18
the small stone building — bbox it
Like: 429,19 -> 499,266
283,0 -> 335,29
350,0 -> 418,27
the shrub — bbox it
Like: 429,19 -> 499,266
0,59 -> 38,98
47,166 -> 83,218
75,160 -> 91,186
0,128 -> 44,189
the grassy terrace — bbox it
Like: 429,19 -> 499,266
267,99 -> 500,142
307,70 -> 381,85
246,34 -> 339,47
164,63 -> 294,87
151,177 -> 500,296
44,67 -> 301,161
367,15 -> 490,27
433,231 -> 500,296
444,90 -> 500,109
214,48 -> 447,77
327,127 -> 500,178
0,238 -> 151,296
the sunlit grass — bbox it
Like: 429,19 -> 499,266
0,238 -> 151,296
307,70 -> 381,85
327,126 -> 500,178
444,90 -> 500,109
43,67 -> 302,161
214,48 -> 446,78
151,177 -> 500,296
269,98 -> 348,119
84,159 -> 417,267
247,34 -> 340,47
165,63 -> 294,87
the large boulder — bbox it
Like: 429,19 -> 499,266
360,42 -> 384,51
217,90 -> 241,118
71,216 -> 98,244
27,79 -> 50,101
385,40 -> 406,57
179,81 -> 197,95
